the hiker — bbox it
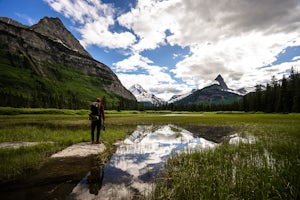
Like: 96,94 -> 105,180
90,97 -> 105,144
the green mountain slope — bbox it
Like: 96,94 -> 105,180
176,84 -> 242,105
0,17 -> 136,109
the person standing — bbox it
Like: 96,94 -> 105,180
90,97 -> 105,144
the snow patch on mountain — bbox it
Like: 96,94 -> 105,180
129,84 -> 165,105
234,86 -> 256,95
168,89 -> 196,104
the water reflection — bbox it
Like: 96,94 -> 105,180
69,125 -> 217,199
87,165 -> 104,195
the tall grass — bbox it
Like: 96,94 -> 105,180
155,141 -> 299,199
154,116 -> 300,199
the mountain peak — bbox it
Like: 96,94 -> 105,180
215,74 -> 229,90
129,84 -> 147,94
38,16 -> 63,26
30,17 -> 90,57
129,84 -> 165,105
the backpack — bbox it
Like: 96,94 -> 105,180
89,102 -> 101,121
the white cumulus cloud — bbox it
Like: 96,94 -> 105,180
44,0 -> 300,98
44,0 -> 136,49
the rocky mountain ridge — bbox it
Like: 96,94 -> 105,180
0,16 -> 135,108
169,75 -> 255,104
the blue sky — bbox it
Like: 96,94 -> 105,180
1,0 -> 300,100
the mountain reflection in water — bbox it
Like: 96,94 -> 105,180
68,125 -> 217,199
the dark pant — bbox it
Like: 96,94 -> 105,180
91,119 -> 102,142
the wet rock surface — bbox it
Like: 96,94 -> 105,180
51,142 -> 106,158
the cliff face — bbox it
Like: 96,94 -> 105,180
0,16 -> 135,108
30,17 -> 90,57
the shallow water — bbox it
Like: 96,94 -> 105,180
68,124 -> 220,199
0,124 -> 236,200
0,156 -> 99,200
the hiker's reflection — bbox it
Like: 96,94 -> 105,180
87,165 -> 104,195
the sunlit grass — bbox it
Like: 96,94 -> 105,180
0,107 -> 299,199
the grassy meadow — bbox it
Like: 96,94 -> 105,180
0,107 -> 299,199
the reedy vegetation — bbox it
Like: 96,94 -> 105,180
155,114 -> 300,199
0,108 -> 299,199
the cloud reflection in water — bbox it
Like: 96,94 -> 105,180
69,124 -> 217,199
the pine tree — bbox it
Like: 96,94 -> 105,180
271,76 -> 280,112
288,67 -> 296,112
265,83 -> 273,112
292,74 -> 300,112
279,75 -> 288,113
254,84 -> 263,111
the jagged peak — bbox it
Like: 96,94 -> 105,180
35,16 -> 63,26
30,17 -> 65,32
214,74 -> 229,90
40,16 -> 62,24
30,16 -> 90,57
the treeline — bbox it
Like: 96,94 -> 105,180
1,90 -> 88,109
138,101 -> 241,112
143,67 -> 300,113
0,91 -> 138,110
241,67 -> 300,113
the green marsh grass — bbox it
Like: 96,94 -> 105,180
154,114 -> 300,200
0,109 -> 134,181
0,108 -> 299,199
